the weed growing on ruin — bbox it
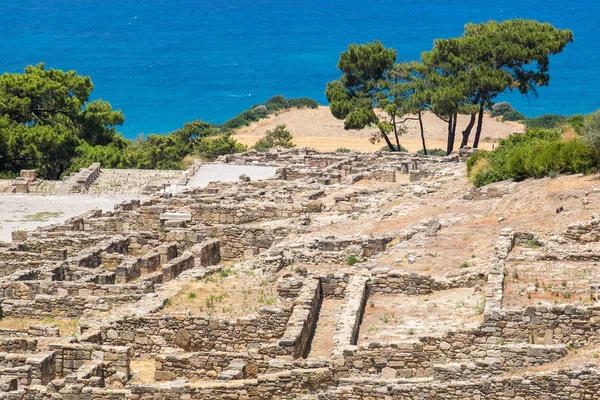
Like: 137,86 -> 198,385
346,255 -> 360,265
187,292 -> 197,300
460,262 -> 470,268
512,270 -> 519,280
472,300 -> 485,314
524,238 -> 545,248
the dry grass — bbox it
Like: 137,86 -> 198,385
234,107 -> 522,152
162,269 -> 278,318
130,359 -> 156,383
0,317 -> 79,337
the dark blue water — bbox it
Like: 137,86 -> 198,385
0,0 -> 598,139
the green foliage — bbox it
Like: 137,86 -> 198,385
524,114 -> 568,129
0,64 -> 125,179
467,129 -> 597,187
417,148 -> 446,156
195,132 -> 247,161
253,124 -> 295,152
264,94 -> 289,112
490,102 -> 514,118
326,41 -> 410,149
568,114 -> 585,134
220,95 -> 319,131
335,147 -> 352,153
502,110 -> 526,122
346,255 -> 360,265
582,110 -> 600,152
380,144 -> 407,152
287,97 -> 319,109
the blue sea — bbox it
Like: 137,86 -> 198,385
0,0 -> 598,139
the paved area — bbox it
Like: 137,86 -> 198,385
0,194 -> 140,243
185,164 -> 277,188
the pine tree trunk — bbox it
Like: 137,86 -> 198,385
418,111 -> 427,155
473,101 -> 485,148
446,113 -> 455,155
393,119 -> 401,151
381,132 -> 396,151
460,113 -> 477,148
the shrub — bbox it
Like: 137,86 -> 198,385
582,110 -> 600,151
288,97 -> 319,109
336,147 -> 352,153
525,114 -> 568,130
346,255 -> 360,265
264,94 -> 289,112
503,110 -> 526,122
195,133 -> 247,160
490,102 -> 514,117
380,144 -> 408,152
253,124 -> 295,152
417,148 -> 446,156
467,130 -> 597,187
251,104 -> 269,118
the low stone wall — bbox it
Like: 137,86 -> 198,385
192,239 -> 221,266
0,293 -> 143,318
49,343 -> 131,378
0,338 -> 37,353
190,200 -> 323,225
326,368 -> 600,399
332,275 -> 368,357
0,280 -> 155,300
100,307 -> 292,354
368,268 -> 486,295
67,237 -> 129,269
0,351 -> 55,385
162,252 -> 194,281
364,169 -> 396,182
154,350 -> 269,381
483,304 -> 600,346
564,214 -> 600,242
213,226 -> 290,260
320,273 -> 350,299
340,341 -> 566,379
277,278 -> 321,358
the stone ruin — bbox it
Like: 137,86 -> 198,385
0,147 -> 599,399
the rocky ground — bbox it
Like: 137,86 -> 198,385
1,149 -> 600,399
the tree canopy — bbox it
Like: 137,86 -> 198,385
0,64 -> 125,179
326,19 -> 573,154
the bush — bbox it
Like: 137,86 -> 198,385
525,114 -> 568,129
467,129 -> 597,187
251,105 -> 269,118
502,110 -> 526,122
380,144 -> 408,152
264,94 -> 289,112
346,255 -> 360,265
288,97 -> 319,109
253,124 -> 295,152
195,133 -> 247,160
417,148 -> 446,156
582,110 -> 600,151
490,102 -> 514,118
335,147 -> 352,153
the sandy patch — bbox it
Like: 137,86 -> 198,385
234,107 -> 523,152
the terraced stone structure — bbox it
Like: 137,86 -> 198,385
1,148 -> 600,399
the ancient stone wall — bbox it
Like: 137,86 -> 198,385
99,308 -> 292,354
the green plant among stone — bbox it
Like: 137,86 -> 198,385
346,255 -> 360,265
253,124 -> 295,152
472,300 -> 485,314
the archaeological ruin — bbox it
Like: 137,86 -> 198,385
1,148 -> 600,399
